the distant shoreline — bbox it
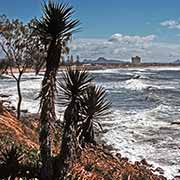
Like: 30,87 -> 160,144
3,63 -> 180,74
81,63 -> 180,70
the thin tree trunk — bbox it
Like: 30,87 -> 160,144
16,73 -> 22,120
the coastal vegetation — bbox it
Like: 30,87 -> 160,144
32,2 -> 80,179
0,16 -> 43,119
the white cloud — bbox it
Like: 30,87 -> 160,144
108,33 -> 156,44
160,20 -> 180,29
70,34 -> 180,63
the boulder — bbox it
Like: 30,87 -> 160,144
155,167 -> 164,175
171,121 -> 180,125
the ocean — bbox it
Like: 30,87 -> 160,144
1,67 -> 180,179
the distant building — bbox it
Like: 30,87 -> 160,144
131,56 -> 141,65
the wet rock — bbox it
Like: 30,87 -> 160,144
171,121 -> 180,125
173,176 -> 180,180
141,158 -> 152,167
0,94 -> 10,98
121,157 -> 128,162
155,167 -> 164,175
102,144 -> 114,151
10,106 -> 16,111
102,129 -> 108,133
21,109 -> 28,113
115,153 -> 121,159
0,101 -> 3,114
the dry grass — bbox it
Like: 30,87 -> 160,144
0,110 -> 39,149
69,145 -> 167,180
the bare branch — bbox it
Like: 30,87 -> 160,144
9,66 -> 17,81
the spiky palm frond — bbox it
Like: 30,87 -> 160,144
58,66 -> 93,105
77,85 -> 111,145
0,145 -> 23,167
35,1 -> 80,43
81,85 -> 111,119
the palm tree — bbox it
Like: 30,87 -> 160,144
33,1 -> 79,180
56,66 -> 92,178
77,85 -> 111,146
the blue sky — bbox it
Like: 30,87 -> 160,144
1,0 -> 180,62
1,0 -> 180,40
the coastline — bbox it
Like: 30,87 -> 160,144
4,63 -> 180,74
0,102 -> 167,179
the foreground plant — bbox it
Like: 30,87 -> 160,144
33,1 -> 79,179
78,85 -> 111,146
56,66 -> 92,178
0,145 -> 23,179
0,145 -> 39,180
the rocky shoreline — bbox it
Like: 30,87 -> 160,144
0,97 -> 171,179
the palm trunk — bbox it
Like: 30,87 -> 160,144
39,41 -> 61,180
82,116 -> 95,145
54,102 -> 79,179
39,72 -> 56,180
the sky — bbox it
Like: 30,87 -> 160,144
1,0 -> 180,62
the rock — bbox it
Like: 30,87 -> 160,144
171,121 -> 180,125
21,109 -> 28,113
11,106 -> 16,111
0,101 -> 3,114
0,94 -> 10,98
141,158 -> 152,167
121,157 -> 128,162
155,167 -> 164,175
173,176 -> 180,180
115,153 -> 121,159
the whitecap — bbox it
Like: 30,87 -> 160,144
125,79 -> 148,91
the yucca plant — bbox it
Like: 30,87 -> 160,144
0,145 -> 23,167
0,145 -> 41,179
58,66 -> 93,105
33,1 -> 80,179
77,85 -> 111,146
0,145 -> 23,179
55,66 -> 92,178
